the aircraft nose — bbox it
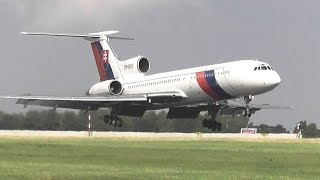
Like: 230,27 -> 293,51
272,71 -> 281,86
265,71 -> 281,89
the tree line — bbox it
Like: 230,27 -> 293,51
0,109 -> 298,134
293,121 -> 320,138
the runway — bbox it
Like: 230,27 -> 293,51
0,130 -> 298,140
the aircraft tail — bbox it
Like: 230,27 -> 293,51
21,31 -> 134,81
90,39 -> 118,81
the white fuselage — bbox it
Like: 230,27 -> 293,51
89,60 -> 281,109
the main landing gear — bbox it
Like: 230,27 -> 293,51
202,103 -> 223,131
103,109 -> 123,128
202,118 -> 222,131
103,106 -> 123,127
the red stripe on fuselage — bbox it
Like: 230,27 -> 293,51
196,72 -> 220,100
91,43 -> 108,81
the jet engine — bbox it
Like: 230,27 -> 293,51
87,80 -> 123,96
119,56 -> 150,78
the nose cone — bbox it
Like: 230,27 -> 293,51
264,71 -> 281,90
270,71 -> 281,87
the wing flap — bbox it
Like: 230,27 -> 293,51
167,107 -> 201,119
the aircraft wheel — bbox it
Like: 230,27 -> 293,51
108,117 -> 113,125
112,116 -> 119,127
202,119 -> 209,128
246,107 -> 251,116
104,115 -> 110,124
207,119 -> 213,128
117,118 -> 123,127
217,122 -> 222,131
211,121 -> 217,131
112,120 -> 117,127
242,110 -> 247,117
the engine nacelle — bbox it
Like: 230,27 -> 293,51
119,56 -> 150,78
87,80 -> 123,96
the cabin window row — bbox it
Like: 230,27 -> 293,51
128,78 -> 181,89
193,71 -> 230,79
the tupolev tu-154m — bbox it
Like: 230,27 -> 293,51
0,31 -> 292,131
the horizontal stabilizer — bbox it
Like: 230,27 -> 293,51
20,31 -> 134,41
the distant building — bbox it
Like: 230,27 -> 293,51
249,124 -> 288,134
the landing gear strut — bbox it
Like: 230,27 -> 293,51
242,95 -> 254,118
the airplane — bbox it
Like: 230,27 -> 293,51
0,31 -> 291,131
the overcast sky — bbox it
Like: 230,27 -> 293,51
0,0 -> 319,131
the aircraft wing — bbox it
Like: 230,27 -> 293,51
167,100 -> 292,119
0,91 -> 187,111
218,100 -> 292,116
219,99 -> 293,111
0,95 -> 148,110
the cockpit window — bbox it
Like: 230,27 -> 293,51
254,64 -> 274,71
261,65 -> 267,70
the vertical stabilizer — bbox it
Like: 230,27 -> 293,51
91,41 -> 116,81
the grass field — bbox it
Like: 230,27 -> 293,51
0,137 -> 319,180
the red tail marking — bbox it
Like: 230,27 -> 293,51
91,42 -> 108,81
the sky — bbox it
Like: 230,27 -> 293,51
0,0 -> 319,131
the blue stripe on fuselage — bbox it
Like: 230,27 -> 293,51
204,70 -> 234,99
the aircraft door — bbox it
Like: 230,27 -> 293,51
221,67 -> 240,97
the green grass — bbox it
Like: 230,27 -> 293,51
0,137 -> 319,179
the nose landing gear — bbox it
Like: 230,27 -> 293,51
242,95 -> 254,118
242,107 -> 252,117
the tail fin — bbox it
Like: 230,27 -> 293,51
21,31 -> 134,81
91,40 -> 115,81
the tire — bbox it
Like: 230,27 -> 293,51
112,116 -> 119,127
108,117 -> 113,125
104,115 -> 110,124
112,120 -> 117,127
211,121 -> 217,131
217,122 -> 222,131
117,118 -> 123,127
242,110 -> 247,117
202,119 -> 209,128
